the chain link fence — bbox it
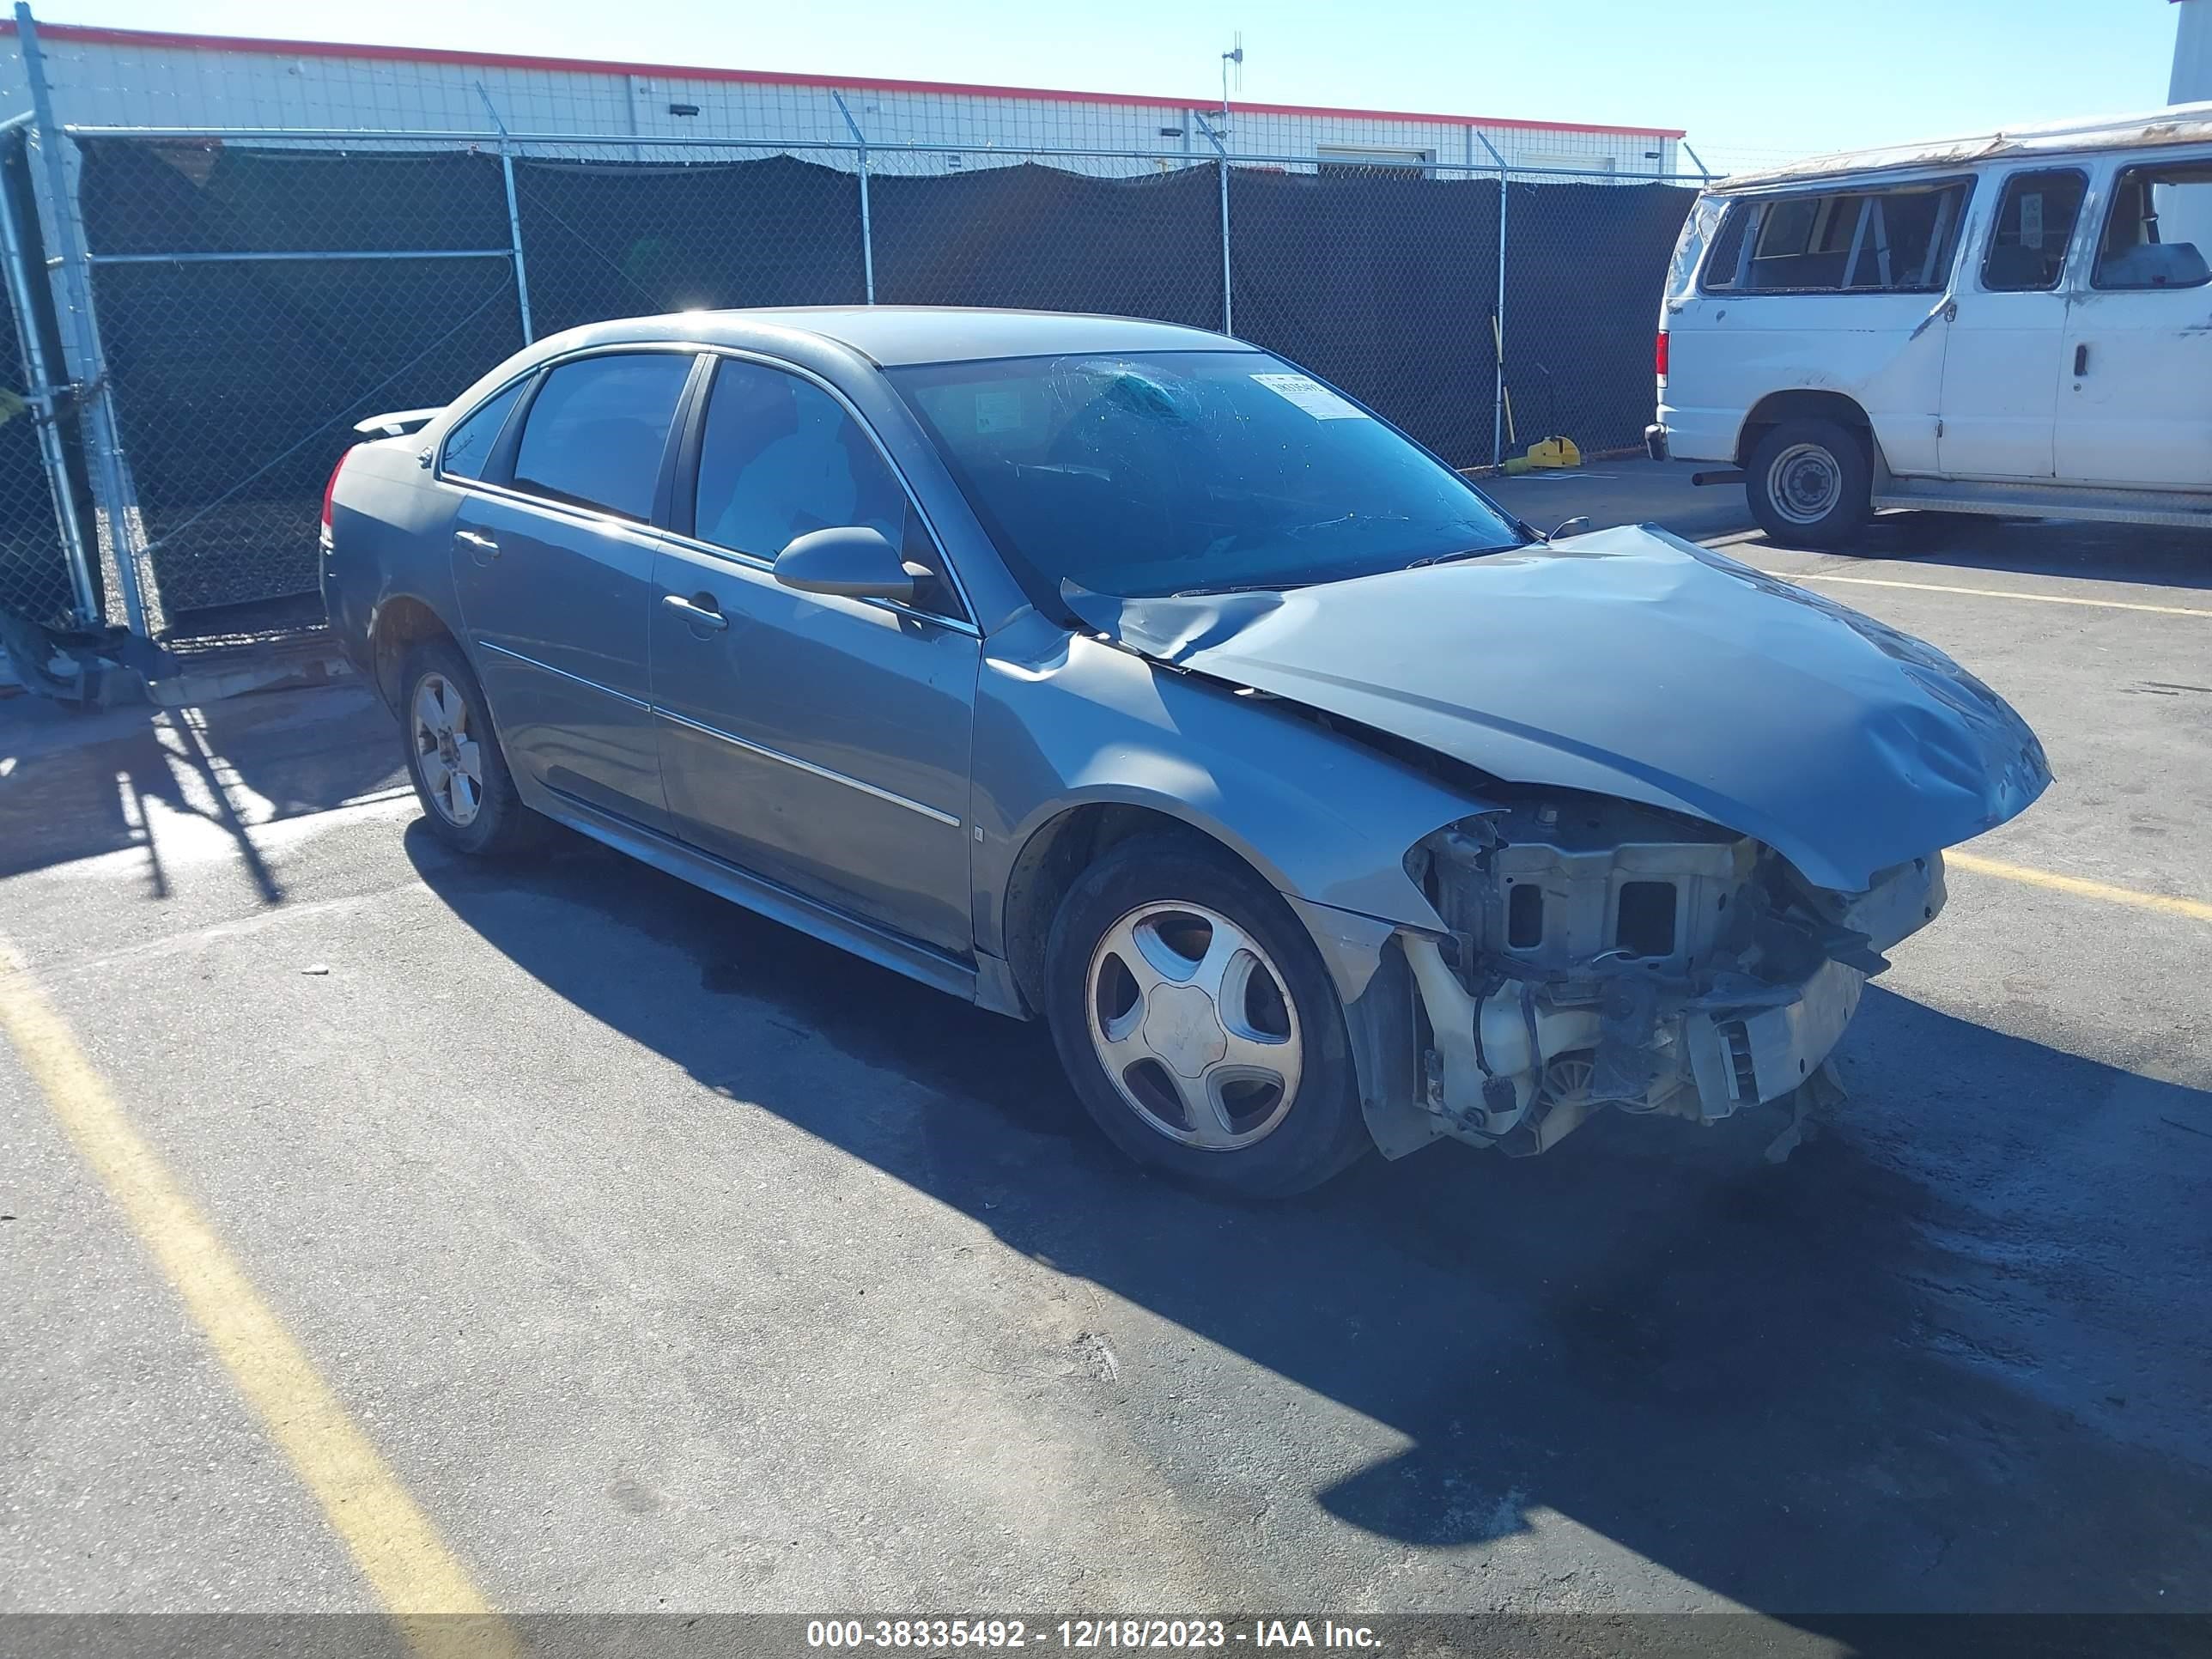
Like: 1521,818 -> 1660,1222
3,115 -> 1703,650
1500,172 -> 1701,460
0,123 -> 86,629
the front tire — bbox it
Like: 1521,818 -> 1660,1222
1746,418 -> 1873,550
398,636 -> 539,857
1043,836 -> 1370,1197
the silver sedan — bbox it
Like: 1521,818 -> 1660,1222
321,308 -> 2048,1196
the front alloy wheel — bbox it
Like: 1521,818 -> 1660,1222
1085,901 -> 1304,1151
1044,834 -> 1370,1196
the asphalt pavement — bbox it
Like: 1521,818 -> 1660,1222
3,486 -> 2208,1654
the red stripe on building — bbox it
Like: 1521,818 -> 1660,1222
0,21 -> 1686,140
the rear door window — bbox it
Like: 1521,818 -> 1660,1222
439,380 -> 525,480
1982,169 -> 2087,291
2094,162 -> 2212,290
511,352 -> 696,521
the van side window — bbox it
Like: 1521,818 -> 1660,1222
1705,179 -> 1970,295
2093,162 -> 2212,292
1698,202 -> 1753,290
1983,170 -> 2087,292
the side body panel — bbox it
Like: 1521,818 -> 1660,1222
649,539 -> 979,955
449,489 -> 670,830
968,612 -> 1492,961
1663,287 -> 1954,471
320,437 -> 468,695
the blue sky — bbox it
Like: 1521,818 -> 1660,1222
27,0 -> 2191,171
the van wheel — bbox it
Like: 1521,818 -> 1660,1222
1747,419 -> 1873,549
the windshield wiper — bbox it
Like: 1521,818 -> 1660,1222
1169,580 -> 1308,598
1401,544 -> 1520,571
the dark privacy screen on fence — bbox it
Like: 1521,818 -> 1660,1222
73,138 -> 1693,618
0,133 -> 79,629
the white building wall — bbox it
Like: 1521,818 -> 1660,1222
2176,0 -> 2212,103
0,26 -> 1682,179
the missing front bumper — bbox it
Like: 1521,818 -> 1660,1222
1399,935 -> 1864,1153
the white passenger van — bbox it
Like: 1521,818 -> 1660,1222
1649,105 -> 2212,547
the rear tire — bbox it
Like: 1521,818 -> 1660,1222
1043,835 -> 1370,1198
397,636 -> 540,857
1746,418 -> 1873,550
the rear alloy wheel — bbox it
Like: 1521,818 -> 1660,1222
412,672 -> 484,830
1747,417 -> 1874,550
1045,836 -> 1369,1196
398,636 -> 539,857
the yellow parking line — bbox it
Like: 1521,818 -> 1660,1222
1796,573 -> 2212,618
1948,853 -> 2212,923
0,939 -> 520,1659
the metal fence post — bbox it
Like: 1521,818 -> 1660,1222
14,2 -> 157,637
1475,132 -> 1509,470
0,112 -> 95,624
1194,112 -> 1232,337
832,93 -> 875,304
476,84 -> 533,343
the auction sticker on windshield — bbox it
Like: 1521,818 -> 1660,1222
1250,373 -> 1369,419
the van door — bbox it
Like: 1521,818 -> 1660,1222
2056,156 -> 2212,489
1936,167 -> 2086,480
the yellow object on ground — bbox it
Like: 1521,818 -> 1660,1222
1522,434 -> 1581,469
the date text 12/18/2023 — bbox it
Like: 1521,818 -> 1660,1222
805,1620 -> 1382,1650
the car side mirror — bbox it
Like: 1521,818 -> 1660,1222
772,526 -> 923,604
1547,516 -> 1593,542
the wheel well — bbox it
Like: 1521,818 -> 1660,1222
1735,390 -> 1875,469
368,596 -> 453,710
1000,803 -> 1254,1018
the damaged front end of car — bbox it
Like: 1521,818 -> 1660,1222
1056,524 -> 2051,1161
1395,793 -> 1940,1155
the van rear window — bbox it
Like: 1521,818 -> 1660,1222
1701,178 -> 1972,296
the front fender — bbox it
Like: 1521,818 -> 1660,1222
969,616 -> 1487,957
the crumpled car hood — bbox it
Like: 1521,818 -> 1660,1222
1063,525 -> 2050,893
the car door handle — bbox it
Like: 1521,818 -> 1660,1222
662,592 -> 728,631
453,529 -> 499,557
2073,343 -> 2090,376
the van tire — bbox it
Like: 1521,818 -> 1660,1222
1746,419 -> 1873,550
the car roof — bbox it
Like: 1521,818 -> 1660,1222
565,306 -> 1244,367
1714,100 -> 2212,193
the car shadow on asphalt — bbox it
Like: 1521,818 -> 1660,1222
1758,513 -> 2212,594
405,822 -> 2212,1627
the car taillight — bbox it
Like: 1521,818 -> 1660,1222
320,448 -> 352,545
1654,329 -> 1670,380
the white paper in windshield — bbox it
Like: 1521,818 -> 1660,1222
1250,373 -> 1369,420
974,390 -> 1024,433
